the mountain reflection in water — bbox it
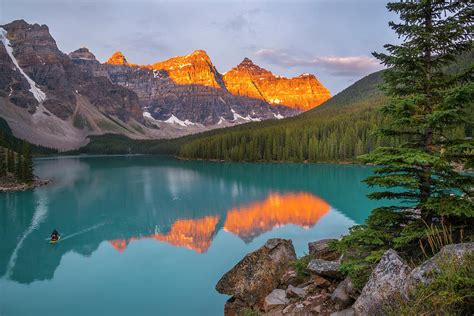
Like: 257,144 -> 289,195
1,156 -> 380,316
224,193 -> 330,242
109,192 -> 330,253
110,216 -> 220,253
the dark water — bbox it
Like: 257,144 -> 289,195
0,156 -> 381,315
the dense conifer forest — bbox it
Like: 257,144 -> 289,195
0,132 -> 34,184
178,71 -> 395,162
72,71 -> 388,159
0,118 -> 58,155
74,59 -> 471,164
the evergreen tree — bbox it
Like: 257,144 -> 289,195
7,149 -> 14,173
336,0 -> 473,288
22,142 -> 34,183
0,147 -> 5,178
15,152 -> 23,181
365,0 -> 473,233
0,133 -> 5,178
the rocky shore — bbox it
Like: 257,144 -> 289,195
0,177 -> 50,192
216,238 -> 473,315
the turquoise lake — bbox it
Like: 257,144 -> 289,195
0,156 -> 382,315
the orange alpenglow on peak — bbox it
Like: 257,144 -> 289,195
148,49 -> 224,88
105,51 -> 129,65
223,58 -> 331,111
109,239 -> 128,252
103,50 -> 330,111
223,192 -> 331,242
108,215 -> 219,254
152,215 -> 219,253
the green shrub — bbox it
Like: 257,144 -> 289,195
393,252 -> 474,315
293,254 -> 313,283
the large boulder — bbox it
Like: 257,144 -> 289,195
405,242 -> 474,296
307,259 -> 342,278
352,249 -> 411,315
308,239 -> 340,261
216,238 -> 296,310
331,277 -> 355,308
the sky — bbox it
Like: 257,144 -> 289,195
0,0 -> 399,94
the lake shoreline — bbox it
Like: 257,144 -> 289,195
175,156 -> 474,173
0,177 -> 50,193
217,237 -> 474,315
175,155 -> 359,165
2,155 -> 376,314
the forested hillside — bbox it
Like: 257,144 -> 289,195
177,49 -> 472,163
0,118 -> 57,155
0,132 -> 35,184
75,51 -> 472,160
73,71 -> 387,158
178,70 -> 396,162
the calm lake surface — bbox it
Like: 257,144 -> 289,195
0,156 -> 382,315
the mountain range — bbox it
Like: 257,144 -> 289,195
0,20 -> 330,150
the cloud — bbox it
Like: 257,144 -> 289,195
254,48 -> 384,77
220,8 -> 262,33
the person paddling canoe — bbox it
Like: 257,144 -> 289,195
51,229 -> 60,242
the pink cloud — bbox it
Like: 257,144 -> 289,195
254,48 -> 384,77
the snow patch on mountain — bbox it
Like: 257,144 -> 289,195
165,115 -> 189,127
143,111 -> 159,121
144,112 -> 197,127
1,27 -> 47,104
217,117 -> 225,125
273,113 -> 284,119
231,108 -> 261,122
270,98 -> 282,104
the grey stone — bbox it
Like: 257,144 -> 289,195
405,242 -> 474,296
353,249 -> 411,316
331,277 -> 355,308
308,239 -> 340,261
331,307 -> 355,316
264,289 -> 289,312
280,268 -> 298,286
286,285 -> 307,298
307,259 -> 342,278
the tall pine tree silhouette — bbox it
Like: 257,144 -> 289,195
361,0 -> 473,230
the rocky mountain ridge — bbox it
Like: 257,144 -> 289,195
101,50 -> 331,112
0,19 -> 331,150
223,57 -> 331,111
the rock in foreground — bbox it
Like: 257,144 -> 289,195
352,249 -> 411,315
307,259 -> 342,279
308,238 -> 340,261
331,277 -> 355,308
215,238 -> 296,312
405,242 -> 474,296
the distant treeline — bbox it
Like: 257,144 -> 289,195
69,134 -> 183,155
0,118 -> 58,155
178,71 -> 390,162
178,97 -> 394,162
176,60 -> 471,163
0,136 -> 34,183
